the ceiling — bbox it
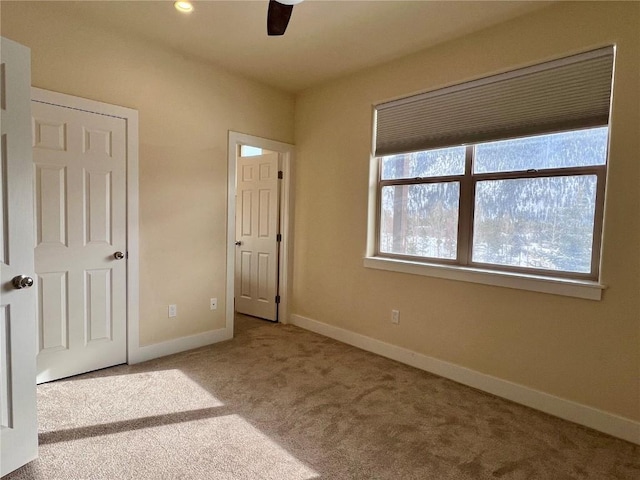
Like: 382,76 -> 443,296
48,1 -> 552,93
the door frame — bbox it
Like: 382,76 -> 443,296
31,88 -> 141,363
226,132 -> 295,332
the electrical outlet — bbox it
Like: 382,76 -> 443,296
210,297 -> 217,310
391,309 -> 400,324
168,304 -> 177,318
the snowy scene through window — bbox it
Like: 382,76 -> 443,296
378,127 -> 608,278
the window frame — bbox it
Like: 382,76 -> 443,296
374,130 -> 608,282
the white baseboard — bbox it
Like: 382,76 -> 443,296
290,314 -> 640,445
128,327 -> 232,364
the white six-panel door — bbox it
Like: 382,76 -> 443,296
32,101 -> 127,384
235,153 -> 280,321
0,37 -> 38,477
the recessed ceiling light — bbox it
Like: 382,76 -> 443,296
174,1 -> 194,14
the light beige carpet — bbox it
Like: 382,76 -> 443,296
5,315 -> 639,479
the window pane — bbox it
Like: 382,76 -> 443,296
474,127 -> 608,174
381,146 -> 465,180
380,182 -> 459,259
240,145 -> 263,157
472,175 -> 597,273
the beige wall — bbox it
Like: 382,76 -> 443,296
1,1 -> 295,345
293,1 -> 640,421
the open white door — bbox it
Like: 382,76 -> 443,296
235,153 -> 280,321
0,37 -> 38,477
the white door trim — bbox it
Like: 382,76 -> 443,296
227,132 -> 295,333
30,88 -> 141,364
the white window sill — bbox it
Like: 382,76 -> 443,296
363,256 -> 605,301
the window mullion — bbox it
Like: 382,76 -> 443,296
472,165 -> 605,181
590,168 -> 607,278
375,157 -> 383,256
457,145 -> 474,265
379,175 -> 464,187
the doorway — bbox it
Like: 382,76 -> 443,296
235,148 -> 280,321
31,88 -> 140,382
226,133 -> 294,333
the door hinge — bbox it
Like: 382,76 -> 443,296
276,233 -> 282,242
275,295 -> 281,304
278,170 -> 283,179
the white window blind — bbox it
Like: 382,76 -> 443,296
374,47 -> 615,157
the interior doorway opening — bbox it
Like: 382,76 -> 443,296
30,88 -> 140,381
234,146 -> 280,322
226,132 -> 294,335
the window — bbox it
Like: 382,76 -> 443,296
377,127 -> 608,279
240,145 -> 263,157
368,47 -> 615,297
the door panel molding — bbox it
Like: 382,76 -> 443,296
31,88 -> 141,364
227,132 -> 295,334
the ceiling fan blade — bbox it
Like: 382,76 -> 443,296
267,0 -> 294,36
